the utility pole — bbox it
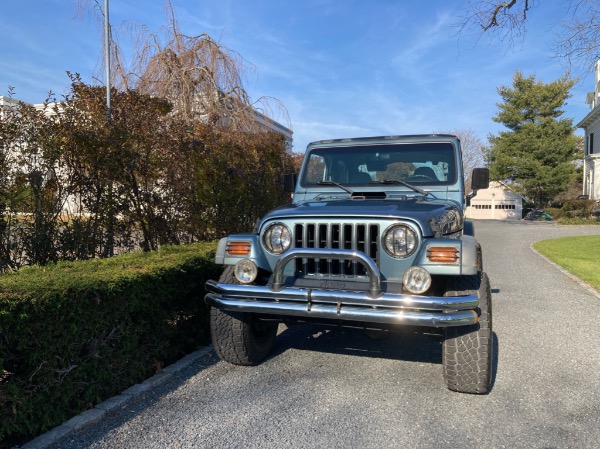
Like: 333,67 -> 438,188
104,0 -> 111,122
104,0 -> 115,257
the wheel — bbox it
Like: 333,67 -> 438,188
443,272 -> 493,394
210,266 -> 278,366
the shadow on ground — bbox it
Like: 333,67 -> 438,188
47,324 -> 500,447
270,323 -> 499,392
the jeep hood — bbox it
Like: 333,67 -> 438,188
260,198 -> 462,237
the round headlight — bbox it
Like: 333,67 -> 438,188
402,266 -> 432,294
383,225 -> 418,258
263,223 -> 292,255
234,259 -> 258,284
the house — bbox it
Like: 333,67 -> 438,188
577,60 -> 600,200
465,181 -> 524,220
252,109 -> 293,153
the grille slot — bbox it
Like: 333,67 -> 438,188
294,223 -> 380,277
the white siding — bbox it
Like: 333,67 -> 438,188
465,182 -> 523,220
578,60 -> 600,200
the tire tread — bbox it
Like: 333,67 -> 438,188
210,266 -> 277,366
443,272 -> 493,394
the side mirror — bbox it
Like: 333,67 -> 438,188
284,173 -> 297,193
471,168 -> 489,190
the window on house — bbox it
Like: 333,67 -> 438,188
590,133 -> 594,155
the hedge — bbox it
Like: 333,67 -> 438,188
0,243 -> 220,446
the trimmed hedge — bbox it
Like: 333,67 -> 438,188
0,243 -> 220,446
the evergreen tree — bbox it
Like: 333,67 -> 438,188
487,71 -> 579,207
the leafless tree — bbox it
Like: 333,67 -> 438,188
555,1 -> 600,73
435,129 -> 486,191
457,0 -> 600,74
76,0 -> 289,131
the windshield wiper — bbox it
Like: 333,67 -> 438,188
317,181 -> 353,194
369,179 -> 432,197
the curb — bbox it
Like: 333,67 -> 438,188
531,245 -> 600,300
22,346 -> 214,449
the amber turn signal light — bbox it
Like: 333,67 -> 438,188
427,247 -> 459,263
226,241 -> 251,256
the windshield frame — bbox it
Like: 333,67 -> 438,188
299,141 -> 459,189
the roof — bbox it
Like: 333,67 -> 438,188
473,181 -> 525,201
577,102 -> 600,128
307,134 -> 459,148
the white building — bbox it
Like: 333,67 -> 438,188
466,181 -> 524,220
577,60 -> 600,200
0,95 -> 21,119
252,109 -> 293,153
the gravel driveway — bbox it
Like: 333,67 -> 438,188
48,221 -> 600,449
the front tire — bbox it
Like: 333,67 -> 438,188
443,272 -> 493,394
210,266 -> 278,366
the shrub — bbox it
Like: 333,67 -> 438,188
0,243 -> 220,446
544,207 -> 563,219
560,199 -> 595,218
0,83 -> 294,269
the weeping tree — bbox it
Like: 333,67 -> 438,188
70,0 -> 293,246
78,0 -> 288,132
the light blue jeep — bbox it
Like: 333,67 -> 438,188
205,134 -> 492,394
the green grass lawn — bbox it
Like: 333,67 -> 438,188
533,235 -> 600,291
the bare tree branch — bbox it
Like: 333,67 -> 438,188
482,0 -> 521,31
554,0 -> 600,72
458,0 -> 600,74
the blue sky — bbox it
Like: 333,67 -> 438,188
0,0 -> 593,152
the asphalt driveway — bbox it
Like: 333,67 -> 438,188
48,220 -> 600,449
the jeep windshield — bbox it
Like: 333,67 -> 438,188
301,142 -> 457,188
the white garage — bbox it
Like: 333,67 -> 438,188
466,181 -> 524,220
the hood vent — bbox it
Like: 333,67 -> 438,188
351,191 -> 387,200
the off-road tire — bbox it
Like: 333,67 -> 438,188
210,266 -> 278,366
443,272 -> 493,394
476,243 -> 483,274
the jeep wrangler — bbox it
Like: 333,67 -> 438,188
205,134 -> 492,394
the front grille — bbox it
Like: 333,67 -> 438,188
293,223 -> 379,277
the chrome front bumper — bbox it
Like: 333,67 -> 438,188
204,248 -> 479,328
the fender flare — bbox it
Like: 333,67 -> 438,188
463,220 -> 475,237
